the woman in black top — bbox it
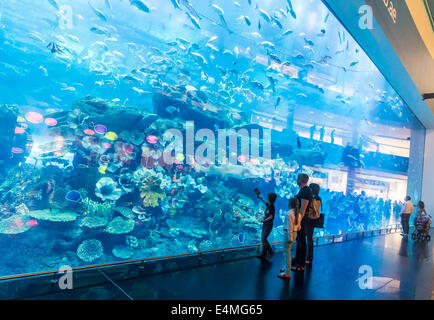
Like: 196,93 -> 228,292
255,189 -> 277,259
292,174 -> 313,271
306,183 -> 322,265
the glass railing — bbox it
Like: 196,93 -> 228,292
0,223 -> 405,283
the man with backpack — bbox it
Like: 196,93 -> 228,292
292,174 -> 314,272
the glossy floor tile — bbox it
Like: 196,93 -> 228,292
19,229 -> 434,300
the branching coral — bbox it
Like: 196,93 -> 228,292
139,175 -> 166,208
126,235 -> 139,248
82,197 -> 114,216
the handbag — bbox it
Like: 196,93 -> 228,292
315,213 -> 325,228
313,200 -> 324,228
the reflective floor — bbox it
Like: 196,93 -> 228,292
24,229 -> 433,300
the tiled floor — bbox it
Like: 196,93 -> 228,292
23,229 -> 434,300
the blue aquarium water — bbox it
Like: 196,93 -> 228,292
0,0 -> 425,277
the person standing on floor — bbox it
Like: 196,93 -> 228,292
278,198 -> 301,279
254,189 -> 277,259
309,124 -> 316,140
305,183 -> 322,266
292,174 -> 314,272
400,196 -> 414,237
319,126 -> 325,141
330,129 -> 336,144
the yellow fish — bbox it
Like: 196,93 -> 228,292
98,165 -> 107,174
105,131 -> 118,141
175,153 -> 185,162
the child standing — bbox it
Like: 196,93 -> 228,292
279,198 -> 301,279
254,189 -> 277,259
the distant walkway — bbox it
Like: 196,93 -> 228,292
21,229 -> 433,300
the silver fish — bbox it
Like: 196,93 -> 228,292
249,80 -> 264,90
177,37 -> 190,45
258,8 -> 271,23
166,106 -> 180,113
304,38 -> 314,46
272,17 -> 283,29
286,0 -> 297,19
186,12 -> 200,29
279,9 -> 288,18
65,34 -> 80,43
170,0 -> 182,10
281,29 -> 293,37
48,0 -> 59,10
212,4 -> 224,16
238,15 -> 251,26
268,52 -> 281,64
180,0 -> 201,20
212,4 -> 232,33
191,52 -> 207,64
130,0 -> 150,13
249,32 -> 262,39
261,41 -> 275,49
123,75 -> 142,83
90,26 -> 111,36
88,1 -> 107,22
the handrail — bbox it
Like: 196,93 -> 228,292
0,224 -> 403,282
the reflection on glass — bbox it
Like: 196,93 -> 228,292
0,0 -> 425,277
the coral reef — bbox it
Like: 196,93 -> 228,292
114,206 -> 135,219
28,209 -> 77,222
80,215 -> 109,229
112,245 -> 135,259
82,198 -> 114,216
76,239 -> 103,263
95,177 -> 122,202
139,175 -> 166,208
106,217 -> 135,234
126,235 -> 139,248
0,215 -> 31,234
0,95 -> 404,278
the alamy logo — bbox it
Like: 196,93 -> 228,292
359,5 -> 374,30
58,265 -> 73,290
58,5 -> 74,30
357,265 -> 373,289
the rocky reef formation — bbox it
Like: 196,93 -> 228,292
46,96 -> 159,135
153,92 -> 249,130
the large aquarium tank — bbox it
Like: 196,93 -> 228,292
0,0 -> 426,277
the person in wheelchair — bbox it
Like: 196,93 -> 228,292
412,201 -> 431,241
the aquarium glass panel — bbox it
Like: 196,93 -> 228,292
0,0 -> 425,277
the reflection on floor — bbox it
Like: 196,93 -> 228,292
27,229 -> 433,300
